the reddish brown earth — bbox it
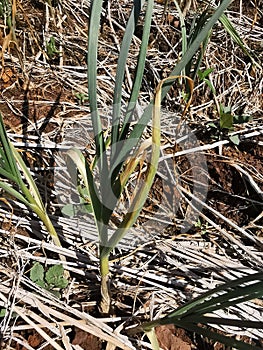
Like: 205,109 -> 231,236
0,0 -> 262,349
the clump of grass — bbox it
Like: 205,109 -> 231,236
129,271 -> 263,350
0,0 -> 18,70
0,0 -> 12,29
0,113 -> 63,250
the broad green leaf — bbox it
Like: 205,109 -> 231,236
233,114 -> 251,124
54,277 -> 68,289
30,262 -> 45,283
61,203 -> 78,217
61,202 -> 92,217
48,290 -> 61,298
45,264 -> 68,288
220,112 -> 233,130
229,134 -> 240,145
0,309 -> 6,317
35,279 -> 46,288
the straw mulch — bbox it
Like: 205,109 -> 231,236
0,0 -> 262,349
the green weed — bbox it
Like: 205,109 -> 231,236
30,262 -> 68,297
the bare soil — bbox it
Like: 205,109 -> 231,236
0,0 -> 262,349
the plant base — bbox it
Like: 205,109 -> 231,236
99,273 -> 111,315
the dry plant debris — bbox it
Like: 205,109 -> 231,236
0,0 -> 262,349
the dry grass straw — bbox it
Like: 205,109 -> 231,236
0,0 -> 262,348
0,282 -> 135,349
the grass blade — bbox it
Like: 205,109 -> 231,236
112,0 -> 233,171
219,12 -> 259,66
110,0 -> 146,197
87,0 -> 105,160
87,0 -> 111,232
167,272 -> 263,318
0,166 -> 18,183
0,114 -> 36,205
190,316 -> 263,329
111,0 -> 154,192
12,144 -> 44,209
0,113 -> 63,248
186,10 -> 211,82
101,75 -> 192,257
186,281 -> 263,316
158,0 -> 233,99
120,0 -> 154,140
111,0 -> 145,150
0,180 -> 30,206
132,273 -> 263,350
171,322 -> 263,350
173,0 -> 187,74
133,273 -> 263,338
0,113 -> 22,181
